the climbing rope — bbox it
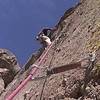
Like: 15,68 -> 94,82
39,32 -> 58,100
25,32 -> 59,100
6,29 -> 63,100
6,42 -> 54,100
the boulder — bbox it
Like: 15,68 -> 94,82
0,49 -> 21,88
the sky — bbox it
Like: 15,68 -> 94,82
0,0 -> 79,66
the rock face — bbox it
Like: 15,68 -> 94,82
1,0 -> 100,100
0,49 -> 20,89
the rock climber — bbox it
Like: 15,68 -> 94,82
36,28 -> 54,49
38,28 -> 54,39
36,33 -> 51,49
41,28 -> 52,38
37,27 -> 56,40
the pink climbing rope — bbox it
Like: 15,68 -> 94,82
6,41 -> 55,100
